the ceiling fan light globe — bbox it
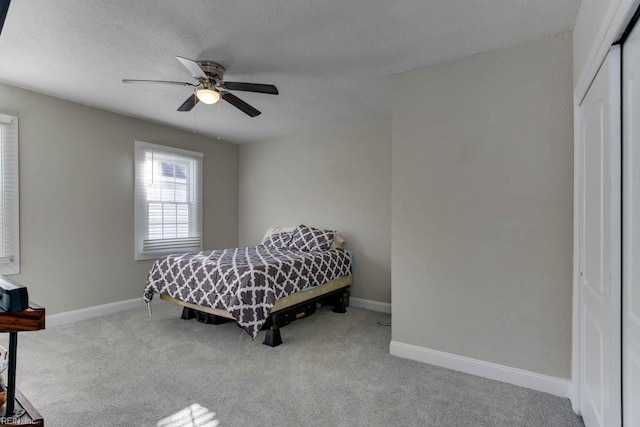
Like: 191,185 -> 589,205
196,88 -> 220,104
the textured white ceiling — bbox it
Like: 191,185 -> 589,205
0,0 -> 580,144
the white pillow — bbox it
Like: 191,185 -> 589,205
261,226 -> 296,243
332,233 -> 346,248
261,226 -> 346,248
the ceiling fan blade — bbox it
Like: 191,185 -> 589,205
223,82 -> 279,95
177,94 -> 199,112
0,0 -> 11,37
222,92 -> 261,117
122,79 -> 196,86
176,56 -> 207,80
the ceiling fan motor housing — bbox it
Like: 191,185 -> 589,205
196,60 -> 226,84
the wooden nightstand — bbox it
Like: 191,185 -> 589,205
0,303 -> 45,426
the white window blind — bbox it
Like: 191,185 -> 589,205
0,114 -> 19,274
134,141 -> 203,260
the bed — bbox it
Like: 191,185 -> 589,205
143,225 -> 353,346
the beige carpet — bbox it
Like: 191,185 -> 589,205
2,302 -> 583,426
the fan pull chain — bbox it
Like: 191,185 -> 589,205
215,94 -> 221,140
193,90 -> 198,134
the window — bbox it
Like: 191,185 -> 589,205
0,114 -> 19,275
134,141 -> 203,260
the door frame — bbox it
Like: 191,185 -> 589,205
575,0 -> 640,106
620,16 -> 640,425
572,0 -> 640,413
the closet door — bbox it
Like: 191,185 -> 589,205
577,46 -> 622,427
623,22 -> 640,427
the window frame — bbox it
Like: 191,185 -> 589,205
0,113 -> 20,275
134,140 -> 203,261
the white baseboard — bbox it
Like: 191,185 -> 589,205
349,297 -> 391,314
45,296 -> 389,326
390,341 -> 571,398
47,298 -> 144,327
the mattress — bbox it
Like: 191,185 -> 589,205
160,274 -> 353,319
144,245 -> 352,338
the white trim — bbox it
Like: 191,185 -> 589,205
571,93 -> 582,413
134,140 -> 204,159
134,140 -> 204,261
390,341 -> 571,398
349,297 -> 391,314
0,114 -> 20,275
622,24 -> 640,426
0,114 -> 16,124
574,0 -> 640,104
46,298 -> 144,327
608,48 -> 624,427
45,296 -> 390,327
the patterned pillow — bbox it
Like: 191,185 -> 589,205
261,231 -> 293,248
288,225 -> 336,252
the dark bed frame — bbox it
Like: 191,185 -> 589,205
178,287 -> 351,347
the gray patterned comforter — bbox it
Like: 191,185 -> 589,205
143,245 -> 352,338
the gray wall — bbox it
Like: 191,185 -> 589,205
239,120 -> 391,303
391,33 -> 574,378
0,83 -> 239,315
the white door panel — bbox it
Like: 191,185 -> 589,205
623,21 -> 640,427
577,46 -> 622,427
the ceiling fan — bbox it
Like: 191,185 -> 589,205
123,56 -> 278,117
0,0 -> 11,38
